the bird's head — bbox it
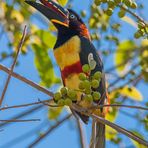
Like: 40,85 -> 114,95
25,0 -> 90,40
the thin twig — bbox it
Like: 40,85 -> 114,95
1,98 -> 148,113
1,121 -> 48,148
72,105 -> 148,147
0,64 -> 54,97
0,119 -> 40,122
90,114 -> 148,147
0,99 -> 50,111
0,25 -> 27,106
88,104 -> 148,111
118,4 -> 147,25
28,114 -> 72,148
76,118 -> 88,148
0,105 -> 43,128
108,63 -> 139,89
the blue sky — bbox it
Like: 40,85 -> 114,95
0,0 -> 148,148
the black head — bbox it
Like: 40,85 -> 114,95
25,1 -> 90,37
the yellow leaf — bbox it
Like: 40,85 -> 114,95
121,16 -> 137,28
57,0 -> 68,6
11,10 -> 24,23
141,39 -> 148,47
114,40 -> 136,75
48,107 -> 63,120
117,86 -> 143,101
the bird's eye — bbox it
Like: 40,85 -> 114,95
69,14 -> 76,19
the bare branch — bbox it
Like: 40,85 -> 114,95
0,64 -> 54,97
72,105 -> 148,147
76,118 -> 88,148
0,119 -> 40,122
28,114 -> 72,148
89,104 -> 148,111
90,114 -> 148,147
0,25 -> 27,106
0,105 -> 43,128
0,99 -> 50,111
118,4 -> 147,25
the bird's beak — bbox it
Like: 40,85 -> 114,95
25,0 -> 69,27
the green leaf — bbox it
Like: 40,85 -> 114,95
48,107 -> 63,120
57,0 -> 68,6
114,40 -> 136,75
35,30 -> 56,49
32,44 -> 61,88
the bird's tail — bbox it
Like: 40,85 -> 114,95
90,117 -> 105,148
90,92 -> 109,148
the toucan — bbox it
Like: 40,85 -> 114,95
25,0 -> 108,147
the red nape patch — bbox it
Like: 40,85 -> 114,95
61,61 -> 82,82
79,24 -> 91,40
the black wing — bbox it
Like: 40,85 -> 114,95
79,37 -> 107,105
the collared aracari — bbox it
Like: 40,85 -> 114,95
25,0 -> 108,147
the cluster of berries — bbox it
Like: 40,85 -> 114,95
54,64 -> 102,106
134,21 -> 148,39
94,0 -> 137,17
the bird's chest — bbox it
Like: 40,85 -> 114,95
54,36 -> 82,89
54,36 -> 81,70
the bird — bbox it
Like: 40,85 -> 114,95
25,0 -> 109,147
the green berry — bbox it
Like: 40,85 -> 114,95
134,31 -> 141,38
130,2 -> 137,9
138,22 -> 145,29
108,1 -> 115,8
84,95 -> 93,102
54,92 -> 62,101
81,10 -> 86,17
57,99 -> 65,106
79,82 -> 85,90
79,73 -> 87,81
93,71 -> 102,80
93,92 -> 101,101
123,0 -> 132,7
91,80 -> 100,88
67,89 -> 77,101
85,88 -> 92,94
60,87 -> 67,96
118,10 -> 126,18
94,0 -> 101,5
102,0 -> 107,3
114,0 -> 122,4
64,98 -> 72,106
106,8 -> 113,16
1,52 -> 7,59
83,80 -> 91,89
82,64 -> 90,73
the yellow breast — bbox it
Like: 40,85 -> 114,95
54,35 -> 81,70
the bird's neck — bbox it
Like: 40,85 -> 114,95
54,25 -> 90,49
54,29 -> 76,49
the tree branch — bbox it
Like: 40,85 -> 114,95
0,105 -> 43,128
72,105 -> 148,147
0,64 -> 54,97
118,4 -> 147,25
76,118 -> 88,148
28,114 -> 72,148
0,119 -> 40,123
0,25 -> 27,106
